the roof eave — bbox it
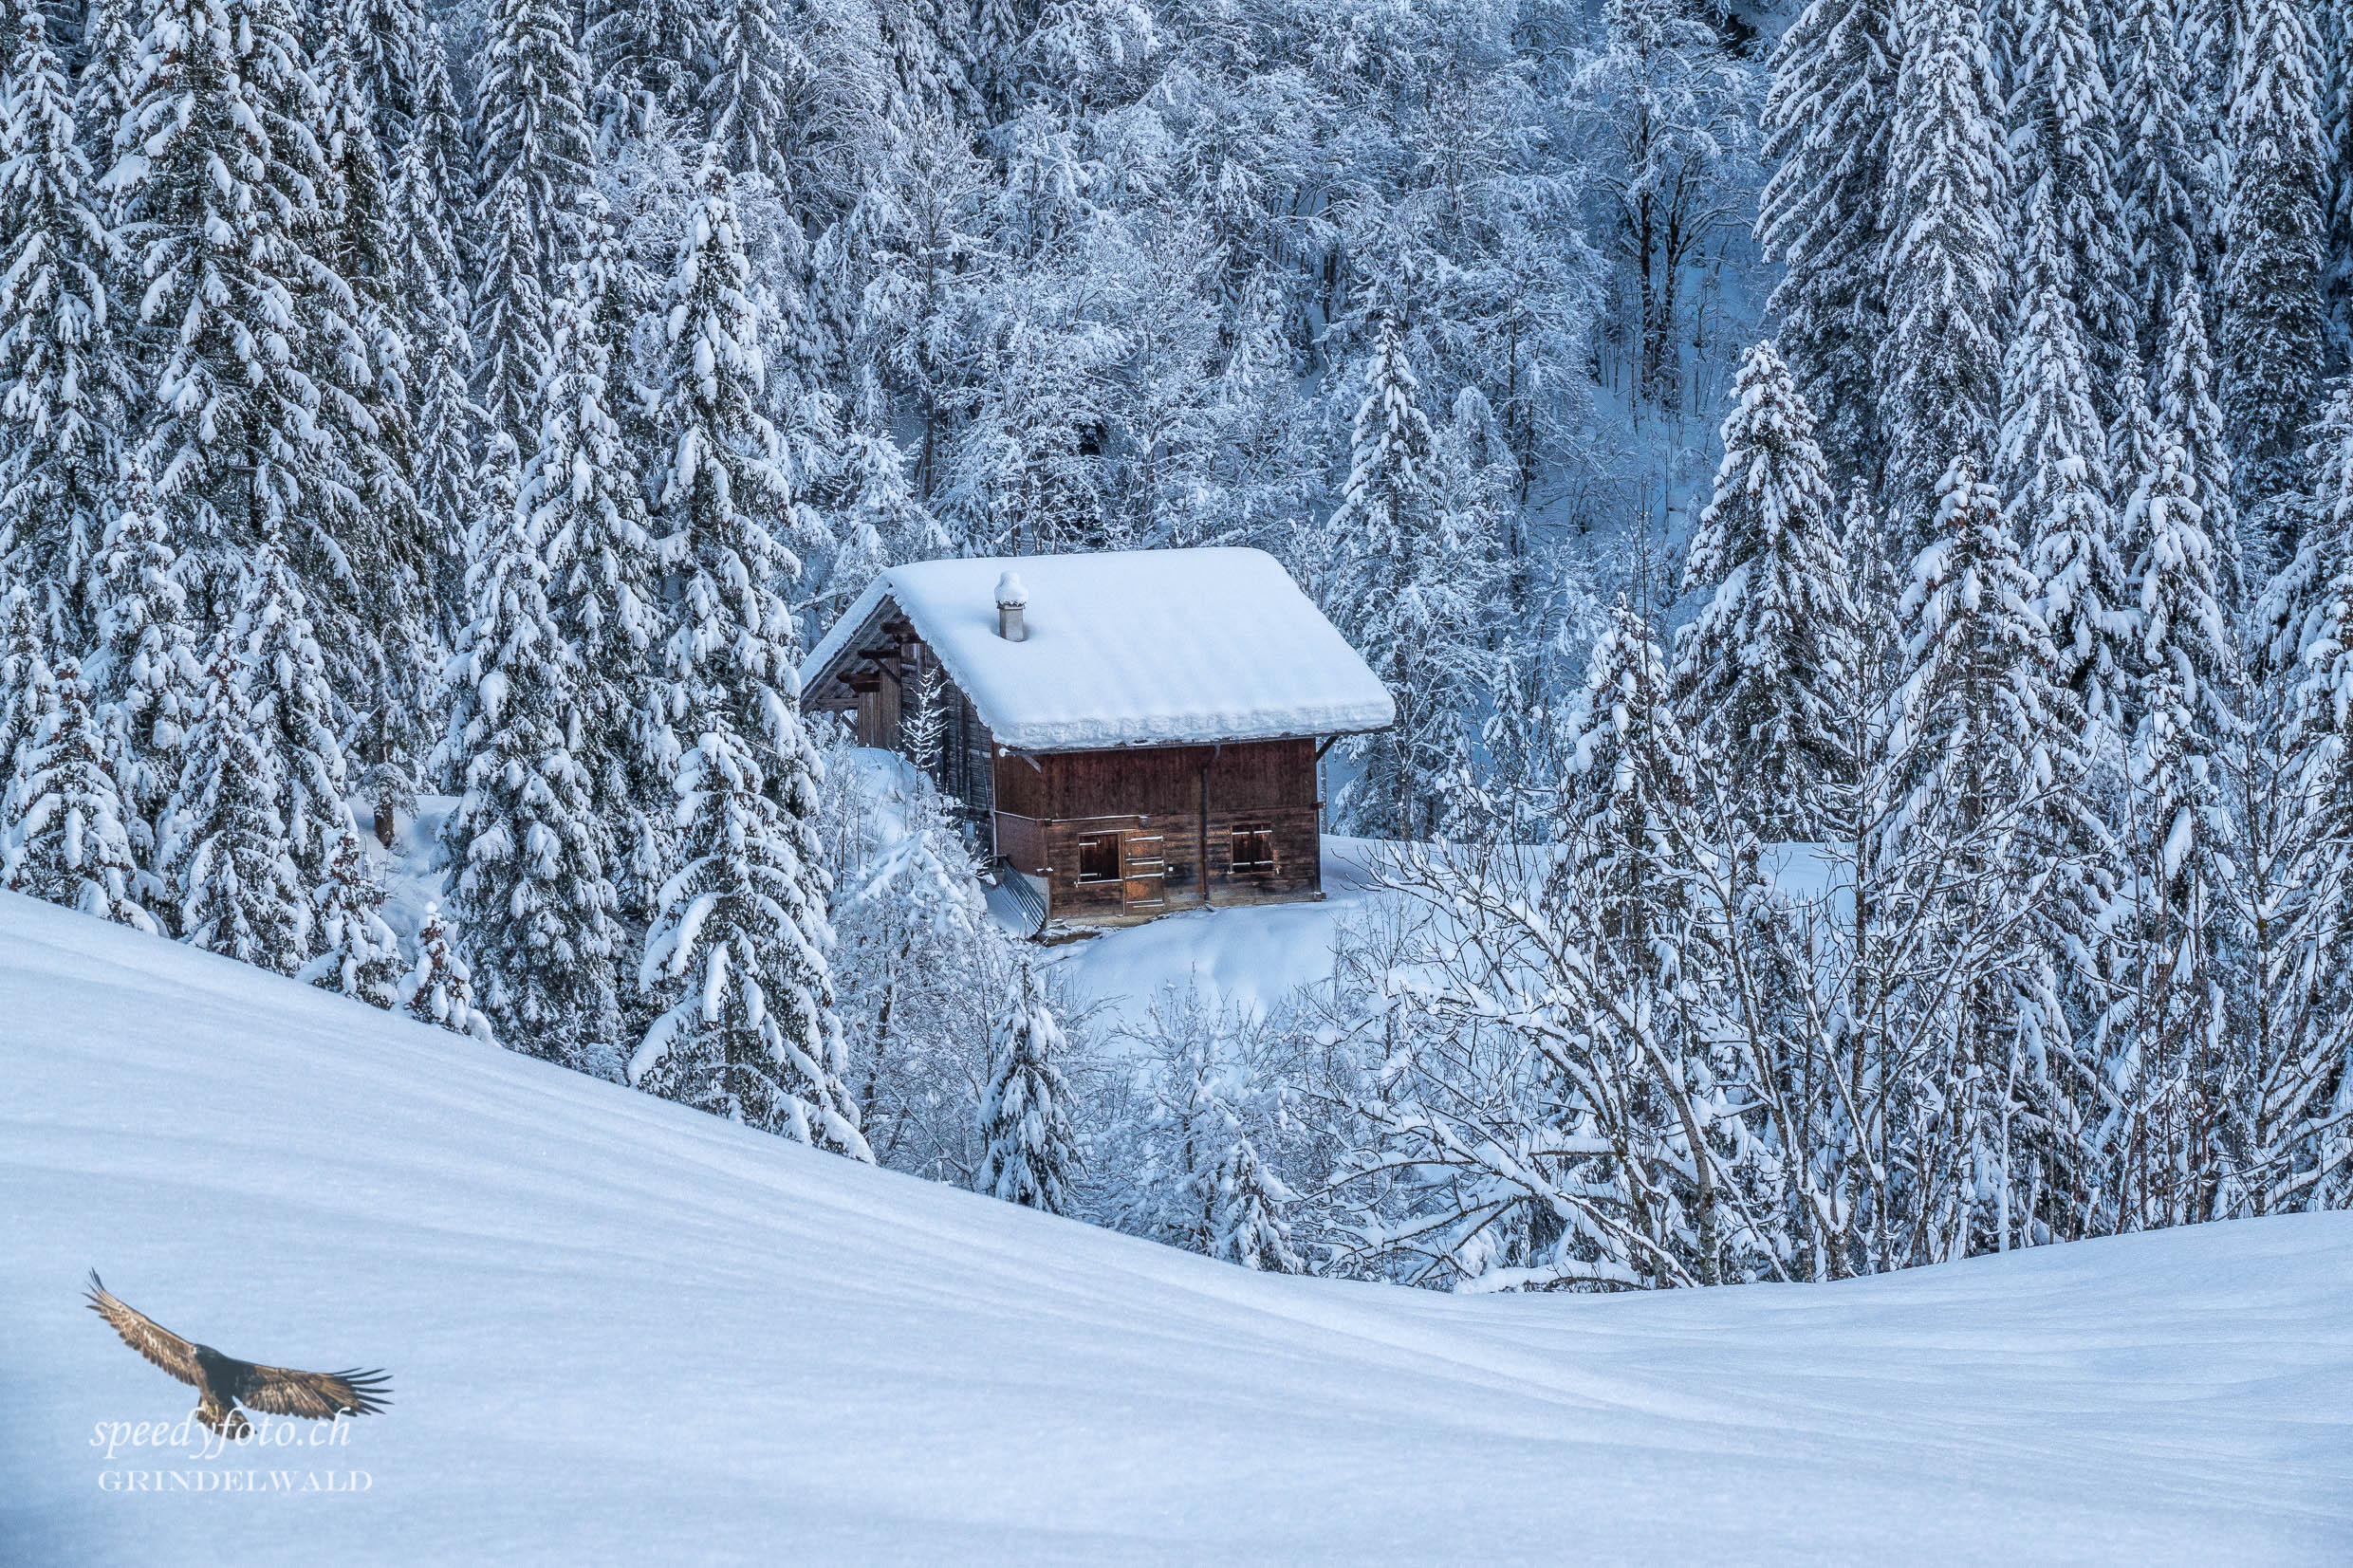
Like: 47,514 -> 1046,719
993,722 -> 1394,756
799,588 -> 900,706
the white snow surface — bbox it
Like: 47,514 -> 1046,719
1049,839 -> 1857,1026
1048,835 -> 1390,1023
5,890 -> 2350,1566
801,548 -> 1397,751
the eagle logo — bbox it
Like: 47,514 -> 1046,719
86,1272 -> 393,1438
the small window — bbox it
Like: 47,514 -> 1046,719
1231,825 -> 1275,872
1077,832 -> 1122,883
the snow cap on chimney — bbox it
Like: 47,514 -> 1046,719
995,571 -> 1028,642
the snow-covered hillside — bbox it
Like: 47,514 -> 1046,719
3,890 -> 2348,1566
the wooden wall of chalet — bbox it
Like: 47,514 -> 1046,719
942,677 -> 994,824
826,617 -> 997,831
993,739 -> 1320,922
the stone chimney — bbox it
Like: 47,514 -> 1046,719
995,570 -> 1028,642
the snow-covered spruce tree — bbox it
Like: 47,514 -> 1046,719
2121,444 -> 2240,786
316,14 -> 421,539
314,9 -> 433,823
585,0 -> 707,137
442,430 -> 623,1068
2251,387 -> 2353,688
409,21 -> 472,222
899,658 -> 948,776
1736,476 -> 1959,1275
2107,430 -> 2243,1227
1555,608 -> 1734,1259
391,54 -> 481,636
636,157 -> 849,1144
632,708 -> 871,1153
2,660 -> 154,931
1210,1136 -> 1301,1273
2114,0 -> 2213,359
0,0 -> 119,643
165,636 -> 308,971
880,0 -> 978,121
1600,602 -> 1739,1252
1756,0 -> 1900,477
2211,618 -> 2334,1219
471,176 -> 555,451
343,0 -> 426,133
1670,340 -> 1854,839
639,159 -> 861,1142
2003,0 -> 2131,412
0,580 -> 55,796
976,958 -> 1080,1214
1997,206 -> 2132,741
474,0 -> 595,291
1877,0 -> 2008,537
528,268 -> 666,926
77,0 -> 142,192
90,454 -> 197,896
1892,458 -> 2090,856
1438,646 -> 1567,848
2108,365 -> 2165,523
2216,0 -> 2329,511
572,186 -> 665,479
104,0 -> 343,598
702,0 -> 795,189
649,153 -> 810,767
869,0 -> 974,126
401,902 -> 494,1041
2258,392 -> 2353,1213
1886,457 -> 2099,1256
2328,0 -> 2353,363
968,0 -> 1025,119
2155,282 -> 2245,602
1315,315 -> 1490,840
235,541 -> 352,912
297,830 -> 402,1007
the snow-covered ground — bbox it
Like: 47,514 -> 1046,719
1047,837 -> 1847,1025
5,889 -> 2349,1566
1046,836 -> 1393,1024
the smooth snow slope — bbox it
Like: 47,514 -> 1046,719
2,892 -> 2348,1567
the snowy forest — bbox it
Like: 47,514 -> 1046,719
0,0 -> 2350,1291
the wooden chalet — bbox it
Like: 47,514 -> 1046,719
800,548 -> 1396,932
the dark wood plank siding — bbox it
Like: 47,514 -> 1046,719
993,747 -> 1048,818
991,739 -> 1323,923
1041,738 -> 1316,818
1199,804 -> 1321,902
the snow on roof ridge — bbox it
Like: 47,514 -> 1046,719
801,547 -> 1395,751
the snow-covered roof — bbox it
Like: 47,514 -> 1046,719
801,549 -> 1396,751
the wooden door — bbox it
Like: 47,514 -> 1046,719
1122,832 -> 1167,915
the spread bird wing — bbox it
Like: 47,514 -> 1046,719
235,1363 -> 394,1419
84,1272 -> 204,1390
